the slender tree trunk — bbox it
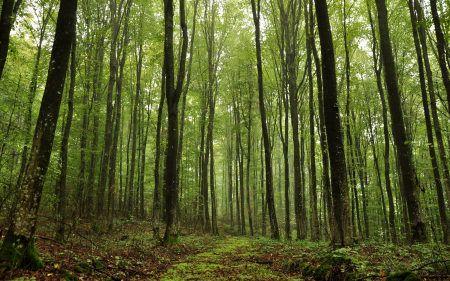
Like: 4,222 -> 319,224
306,0 -> 319,241
260,138 -> 267,236
246,92 -> 254,236
429,0 -> 450,112
374,0 -> 426,243
354,122 -> 370,240
228,135 -> 234,227
408,0 -> 449,243
128,40 -> 142,217
55,36 -> 76,242
205,84 -> 218,234
200,89 -> 210,231
98,0 -> 121,216
414,0 -> 450,208
139,86 -> 151,219
119,102 -> 124,212
368,109 -> 389,239
251,0 -> 279,239
235,135 -> 241,232
86,31 -> 105,218
366,2 -> 397,243
108,0 -> 131,227
177,0 -> 199,197
210,134 -> 218,234
153,67 -> 165,236
237,99 -> 246,235
78,48 -> 90,216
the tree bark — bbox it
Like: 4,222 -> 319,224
429,0 -> 450,112
408,0 -> 448,244
153,67 -> 165,236
306,0 -> 319,241
366,1 -> 396,243
250,0 -> 280,240
414,0 -> 450,211
0,0 -> 21,78
0,0 -> 77,268
86,31 -> 105,218
314,0 -> 351,246
163,0 -> 188,243
97,0 -> 122,216
55,35 -> 76,242
374,0 -> 426,243
310,8 -> 333,242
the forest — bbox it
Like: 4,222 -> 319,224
0,0 -> 449,279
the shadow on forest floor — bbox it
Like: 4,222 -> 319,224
1,220 -> 449,280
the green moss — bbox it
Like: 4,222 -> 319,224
163,234 -> 179,245
0,234 -> 43,270
387,271 -> 420,281
302,250 -> 357,281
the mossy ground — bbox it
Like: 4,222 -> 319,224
0,221 -> 449,280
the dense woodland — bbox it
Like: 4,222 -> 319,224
0,0 -> 450,279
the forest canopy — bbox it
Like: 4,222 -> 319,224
0,0 -> 449,279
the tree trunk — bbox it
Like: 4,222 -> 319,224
162,0 -> 188,243
408,0 -> 448,244
429,0 -> 450,112
128,38 -> 141,217
0,0 -> 77,268
177,0 -> 199,197
366,2 -> 397,243
153,67 -> 165,236
368,109 -> 389,239
55,36 -> 76,242
0,0 -> 21,78
314,0 -> 351,246
250,0 -> 279,240
210,134 -> 219,235
86,32 -> 105,218
306,0 -> 319,241
414,0 -> 450,210
374,0 -> 426,243
246,91 -> 254,237
310,8 -> 333,242
98,0 -> 121,216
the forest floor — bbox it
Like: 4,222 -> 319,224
1,220 -> 449,280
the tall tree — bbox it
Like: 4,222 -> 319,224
0,0 -> 77,267
366,1 -> 396,243
251,0 -> 280,240
97,0 -> 123,216
162,0 -> 189,242
306,0 -> 319,241
408,0 -> 449,244
55,35 -> 76,242
429,0 -> 450,112
374,0 -> 426,242
314,0 -> 351,246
